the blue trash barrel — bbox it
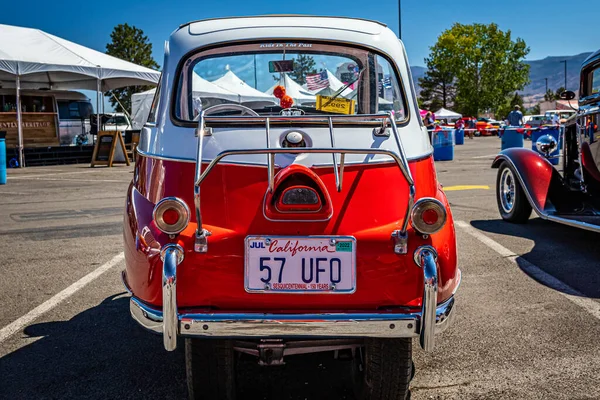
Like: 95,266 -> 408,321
433,129 -> 454,161
501,128 -> 524,150
455,129 -> 465,145
532,127 -> 560,165
0,131 -> 6,185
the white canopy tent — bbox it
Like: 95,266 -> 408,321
131,89 -> 156,130
267,74 -> 315,105
0,24 -> 160,166
131,74 -> 248,128
211,70 -> 276,106
434,108 -> 462,121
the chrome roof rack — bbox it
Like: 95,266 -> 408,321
193,112 -> 415,254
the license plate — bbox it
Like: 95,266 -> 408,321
245,236 -> 356,293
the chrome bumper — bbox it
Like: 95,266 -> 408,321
128,245 -> 459,352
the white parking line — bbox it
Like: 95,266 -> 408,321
0,252 -> 125,344
8,170 -> 120,179
11,178 -> 130,183
471,154 -> 499,159
456,221 -> 600,320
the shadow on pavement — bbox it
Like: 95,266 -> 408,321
471,218 -> 600,299
0,294 -> 187,399
1,294 -> 357,399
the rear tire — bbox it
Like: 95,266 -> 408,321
186,339 -> 236,400
496,162 -> 532,223
353,338 -> 413,400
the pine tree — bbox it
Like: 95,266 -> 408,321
105,24 -> 159,113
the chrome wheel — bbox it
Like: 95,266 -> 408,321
499,167 -> 516,214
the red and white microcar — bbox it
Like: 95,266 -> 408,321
122,16 -> 460,400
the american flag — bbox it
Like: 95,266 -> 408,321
306,71 -> 329,91
378,76 -> 392,95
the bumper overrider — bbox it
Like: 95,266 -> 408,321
126,244 -> 459,352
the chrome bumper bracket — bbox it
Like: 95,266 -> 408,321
131,244 -> 453,353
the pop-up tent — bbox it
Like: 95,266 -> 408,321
131,89 -> 156,130
211,70 -> 276,106
267,74 -> 315,105
131,74 -> 248,128
434,108 -> 462,121
0,23 -> 160,166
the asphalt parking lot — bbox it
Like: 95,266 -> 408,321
1,137 -> 599,400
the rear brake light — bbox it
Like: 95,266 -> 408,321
276,186 -> 322,212
411,198 -> 447,235
153,197 -> 190,235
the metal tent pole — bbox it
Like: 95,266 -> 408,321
96,78 -> 101,135
15,74 -> 24,168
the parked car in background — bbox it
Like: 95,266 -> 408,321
493,49 -> 600,235
543,109 -> 576,124
523,114 -> 544,128
476,117 -> 499,136
102,112 -> 132,132
123,15 -> 461,400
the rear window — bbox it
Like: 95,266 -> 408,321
174,41 -> 408,123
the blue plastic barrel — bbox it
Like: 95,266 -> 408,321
0,131 -> 6,185
433,129 -> 455,161
455,129 -> 465,145
501,128 -> 524,150
532,127 -> 560,165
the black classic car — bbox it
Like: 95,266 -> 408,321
492,49 -> 600,233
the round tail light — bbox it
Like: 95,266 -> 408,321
153,197 -> 190,235
411,198 -> 447,235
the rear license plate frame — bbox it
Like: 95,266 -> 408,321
244,235 -> 357,294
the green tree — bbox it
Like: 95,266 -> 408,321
544,89 -> 557,102
418,45 -> 456,110
105,24 -> 159,113
555,86 -> 566,99
528,103 -> 541,115
289,54 -> 316,85
497,92 -> 525,120
426,23 -> 530,116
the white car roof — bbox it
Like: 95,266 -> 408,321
183,15 -> 386,36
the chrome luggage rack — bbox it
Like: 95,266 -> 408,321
193,112 -> 416,253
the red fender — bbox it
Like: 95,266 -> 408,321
491,148 -> 555,212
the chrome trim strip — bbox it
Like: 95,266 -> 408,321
130,295 -> 455,340
415,246 -> 438,352
120,270 -> 132,296
160,244 -> 184,351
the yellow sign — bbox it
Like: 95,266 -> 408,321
315,95 -> 355,115
443,185 -> 490,192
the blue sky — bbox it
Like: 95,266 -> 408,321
1,0 -> 597,109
